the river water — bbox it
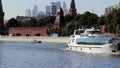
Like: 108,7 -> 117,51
0,42 -> 120,68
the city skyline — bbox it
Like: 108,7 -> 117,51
2,0 -> 120,20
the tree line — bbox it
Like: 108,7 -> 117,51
5,10 -> 120,36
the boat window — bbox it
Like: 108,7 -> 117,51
87,31 -> 102,34
76,37 -> 110,45
109,38 -> 120,43
109,39 -> 113,43
76,31 -> 80,35
75,30 -> 85,35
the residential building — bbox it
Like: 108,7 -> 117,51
45,5 -> 51,15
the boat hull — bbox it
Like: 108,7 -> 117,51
66,44 -> 120,54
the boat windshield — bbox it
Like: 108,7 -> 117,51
86,31 -> 102,34
76,37 -> 110,45
74,29 -> 85,35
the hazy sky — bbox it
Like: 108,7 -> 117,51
2,0 -> 120,20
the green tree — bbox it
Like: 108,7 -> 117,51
74,14 -> 81,21
42,16 -> 56,25
29,18 -> 38,27
6,18 -> 22,28
66,22 -> 75,35
98,16 -> 106,25
105,9 -> 120,33
37,18 -> 45,27
64,14 -> 76,23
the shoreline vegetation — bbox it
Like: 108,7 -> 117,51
0,36 -> 69,43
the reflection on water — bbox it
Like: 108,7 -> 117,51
0,42 -> 120,68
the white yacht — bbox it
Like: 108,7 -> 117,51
66,28 -> 120,54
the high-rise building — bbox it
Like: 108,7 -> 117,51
45,5 -> 51,15
0,0 -> 4,34
62,1 -> 68,16
55,1 -> 61,10
105,2 -> 120,15
69,0 -> 77,16
51,4 -> 57,16
32,5 -> 38,17
51,2 -> 56,16
25,9 -> 31,17
50,1 -> 61,16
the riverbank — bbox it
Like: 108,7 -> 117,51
0,36 -> 69,43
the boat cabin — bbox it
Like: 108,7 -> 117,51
76,37 -> 120,45
73,28 -> 103,37
84,28 -> 102,35
73,29 -> 85,35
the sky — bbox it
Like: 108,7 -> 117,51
2,0 -> 120,20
